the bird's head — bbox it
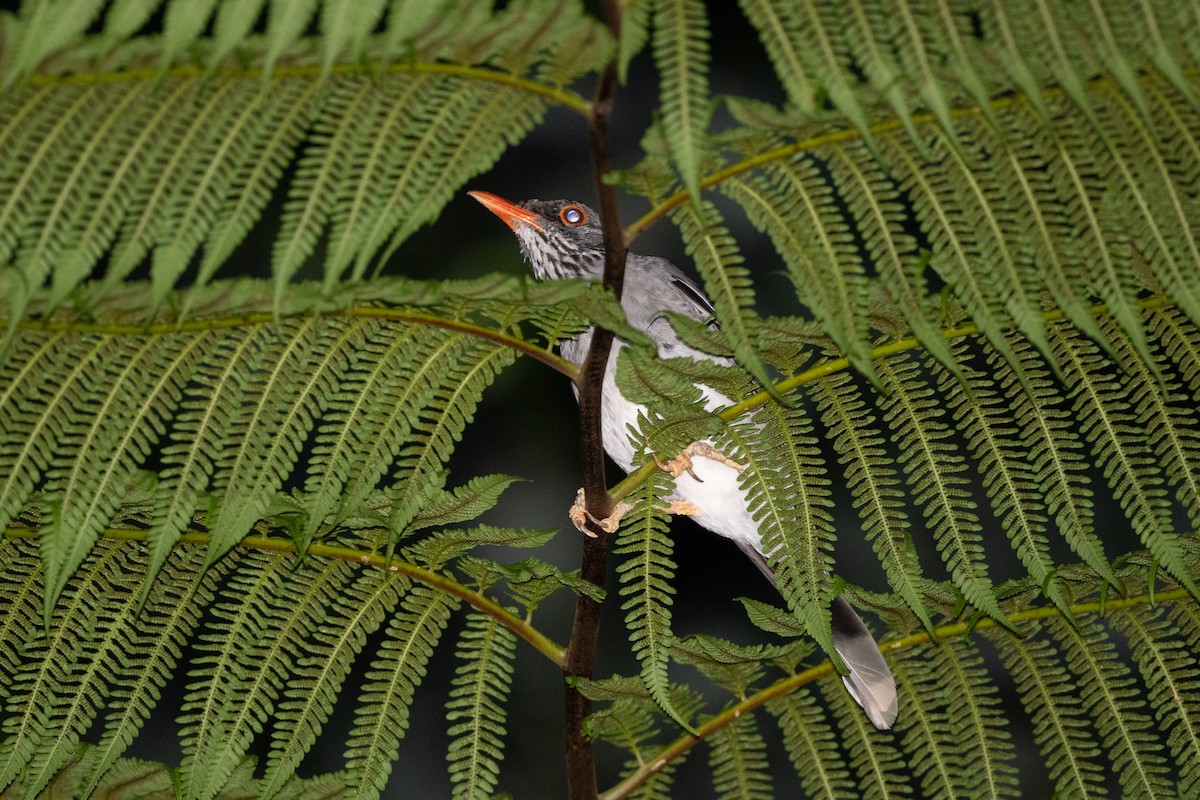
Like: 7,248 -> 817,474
469,191 -> 605,281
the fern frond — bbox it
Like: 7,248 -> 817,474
735,0 -> 815,112
990,624 -> 1108,797
944,344 -> 1066,614
259,568 -> 407,799
726,402 -> 840,666
206,318 -> 354,558
811,371 -> 931,632
76,545 -> 227,798
616,467 -> 689,732
930,638 -> 1018,797
1100,313 -> 1200,531
707,711 -> 773,800
766,686 -> 852,799
445,611 -> 518,800
651,0 -> 709,201
346,583 -> 459,799
721,164 -> 872,380
1050,615 -> 1174,796
876,351 -> 1003,622
1048,321 -> 1198,598
178,553 -> 357,800
671,198 -> 778,403
384,340 -> 515,546
818,675 -> 907,798
149,326 -> 269,580
890,649 -> 960,799
0,539 -> 128,793
1110,603 -> 1200,798
994,334 -> 1115,587
822,141 -> 961,379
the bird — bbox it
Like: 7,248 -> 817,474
469,190 -> 898,730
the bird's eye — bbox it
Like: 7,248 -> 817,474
560,205 -> 587,226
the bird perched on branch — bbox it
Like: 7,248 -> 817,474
470,190 -> 898,729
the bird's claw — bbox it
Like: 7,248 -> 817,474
569,488 -> 634,537
658,442 -> 745,480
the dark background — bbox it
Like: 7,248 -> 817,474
0,0 -> 1087,796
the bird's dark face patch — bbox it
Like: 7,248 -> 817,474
510,199 -> 606,281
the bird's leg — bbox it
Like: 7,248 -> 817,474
649,442 -> 746,518
569,488 -> 635,537
657,441 -> 746,481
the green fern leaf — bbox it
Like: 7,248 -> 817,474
161,0 -> 218,69
1050,616 -> 1174,796
189,80 -> 318,312
260,569 -> 407,799
361,83 -> 549,279
445,611 -> 518,800
617,0 -> 651,84
346,584 -> 459,799
616,467 -> 693,733
817,673 -> 908,797
722,166 -> 872,382
822,141 -> 963,381
736,0 -> 816,112
766,686 -> 853,798
319,0 -> 386,80
876,351 -> 1005,623
408,475 -> 526,532
990,624 -> 1107,797
1049,322 -> 1198,599
2,0 -> 106,85
146,327 -> 270,582
652,0 -> 709,201
812,371 -> 932,632
383,342 -> 515,546
77,545 -> 228,799
1111,604 -> 1200,798
1101,313 -> 1200,531
890,650 -> 961,798
727,403 -> 841,668
0,540 -> 126,794
206,319 -> 361,558
944,346 -> 1068,616
272,77 -> 378,314
708,712 -> 773,800
671,198 -> 781,404
931,640 -> 1019,797
994,335 -> 1116,588
178,554 -> 357,800
41,332 -> 208,619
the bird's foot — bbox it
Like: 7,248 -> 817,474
569,488 -> 634,537
663,499 -> 701,516
656,442 -> 746,481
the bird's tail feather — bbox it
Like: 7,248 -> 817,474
734,541 -> 898,729
830,595 -> 898,730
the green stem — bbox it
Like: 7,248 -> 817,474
2,525 -> 568,667
599,586 -> 1192,800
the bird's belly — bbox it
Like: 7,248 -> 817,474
670,455 -> 764,555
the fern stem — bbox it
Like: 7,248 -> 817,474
622,69 -> 1167,241
565,3 -> 628,798
29,60 -> 590,115
1,525 -> 568,667
607,294 -> 1178,504
9,305 -> 579,379
599,585 -> 1193,800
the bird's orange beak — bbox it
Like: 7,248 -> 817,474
468,190 -> 545,232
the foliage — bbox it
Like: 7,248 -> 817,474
1,0 -> 1199,797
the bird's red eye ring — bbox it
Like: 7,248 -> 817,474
560,205 -> 587,226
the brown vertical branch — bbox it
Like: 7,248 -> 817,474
563,1 -> 626,799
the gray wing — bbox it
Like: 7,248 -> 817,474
733,540 -> 898,730
623,256 -> 724,361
